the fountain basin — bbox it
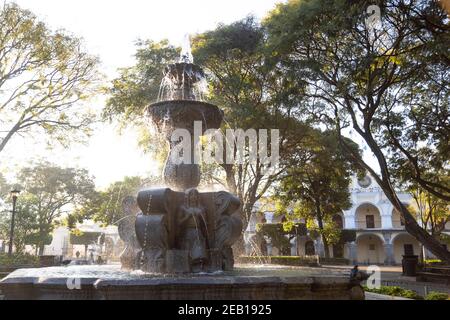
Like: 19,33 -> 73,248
0,265 -> 365,300
147,100 -> 224,134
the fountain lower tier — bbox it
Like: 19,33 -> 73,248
119,188 -> 243,274
0,265 -> 365,300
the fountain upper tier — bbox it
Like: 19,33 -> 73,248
147,100 -> 223,134
158,62 -> 208,101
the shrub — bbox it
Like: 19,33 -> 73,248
0,253 -> 39,268
425,292 -> 449,300
424,259 -> 443,265
364,285 -> 424,300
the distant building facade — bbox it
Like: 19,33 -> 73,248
245,175 -> 450,265
0,220 -> 122,261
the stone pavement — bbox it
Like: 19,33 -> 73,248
365,292 -> 411,300
322,265 -> 450,297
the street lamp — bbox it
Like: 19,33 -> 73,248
8,188 -> 20,256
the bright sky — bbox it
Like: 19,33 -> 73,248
2,0 -> 283,189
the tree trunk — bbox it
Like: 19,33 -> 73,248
38,227 -> 46,256
316,203 -> 330,258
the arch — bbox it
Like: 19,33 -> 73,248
333,243 -> 344,258
305,240 -> 316,256
356,233 -> 385,264
391,209 -> 405,229
392,233 -> 420,264
332,214 -> 344,229
355,203 -> 382,229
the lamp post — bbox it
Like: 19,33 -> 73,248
8,189 -> 20,256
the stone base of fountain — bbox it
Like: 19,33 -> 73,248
0,265 -> 365,300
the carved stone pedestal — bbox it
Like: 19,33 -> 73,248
166,250 -> 190,274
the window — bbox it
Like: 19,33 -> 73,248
404,244 -> 414,255
332,214 -> 344,229
369,244 -> 376,251
333,244 -> 344,258
366,215 -> 375,229
305,241 -> 315,256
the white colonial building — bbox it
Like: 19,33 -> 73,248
245,175 -> 450,265
0,220 -> 122,261
40,221 -> 122,260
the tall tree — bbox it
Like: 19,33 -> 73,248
105,19 -> 311,251
277,131 -> 361,257
265,0 -> 450,261
192,17 -> 309,239
409,184 -> 450,238
103,39 -> 178,156
0,3 -> 101,155
0,194 -> 49,254
16,162 -> 95,254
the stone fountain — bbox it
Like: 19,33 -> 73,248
118,40 -> 243,274
0,38 -> 365,300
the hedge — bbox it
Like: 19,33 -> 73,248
425,292 -> 449,300
364,285 -> 423,300
0,253 -> 39,269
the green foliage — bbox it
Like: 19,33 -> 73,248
424,259 -> 442,265
0,193 -> 52,253
425,292 -> 449,300
104,40 -> 178,157
0,161 -> 95,254
364,285 -> 424,300
264,0 -> 450,261
0,3 -> 101,154
256,222 -> 306,254
409,184 -> 450,238
71,176 -> 159,226
104,16 -> 315,237
105,39 -> 178,124
276,130 -> 361,256
0,253 -> 39,267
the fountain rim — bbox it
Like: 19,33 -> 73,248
148,99 -> 221,110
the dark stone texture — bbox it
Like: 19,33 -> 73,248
131,188 -> 242,274
0,266 -> 365,300
166,250 -> 190,273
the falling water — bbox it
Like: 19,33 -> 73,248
180,34 -> 194,64
156,34 -> 208,102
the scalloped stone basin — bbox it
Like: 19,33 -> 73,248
0,264 -> 365,300
147,100 -> 224,134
